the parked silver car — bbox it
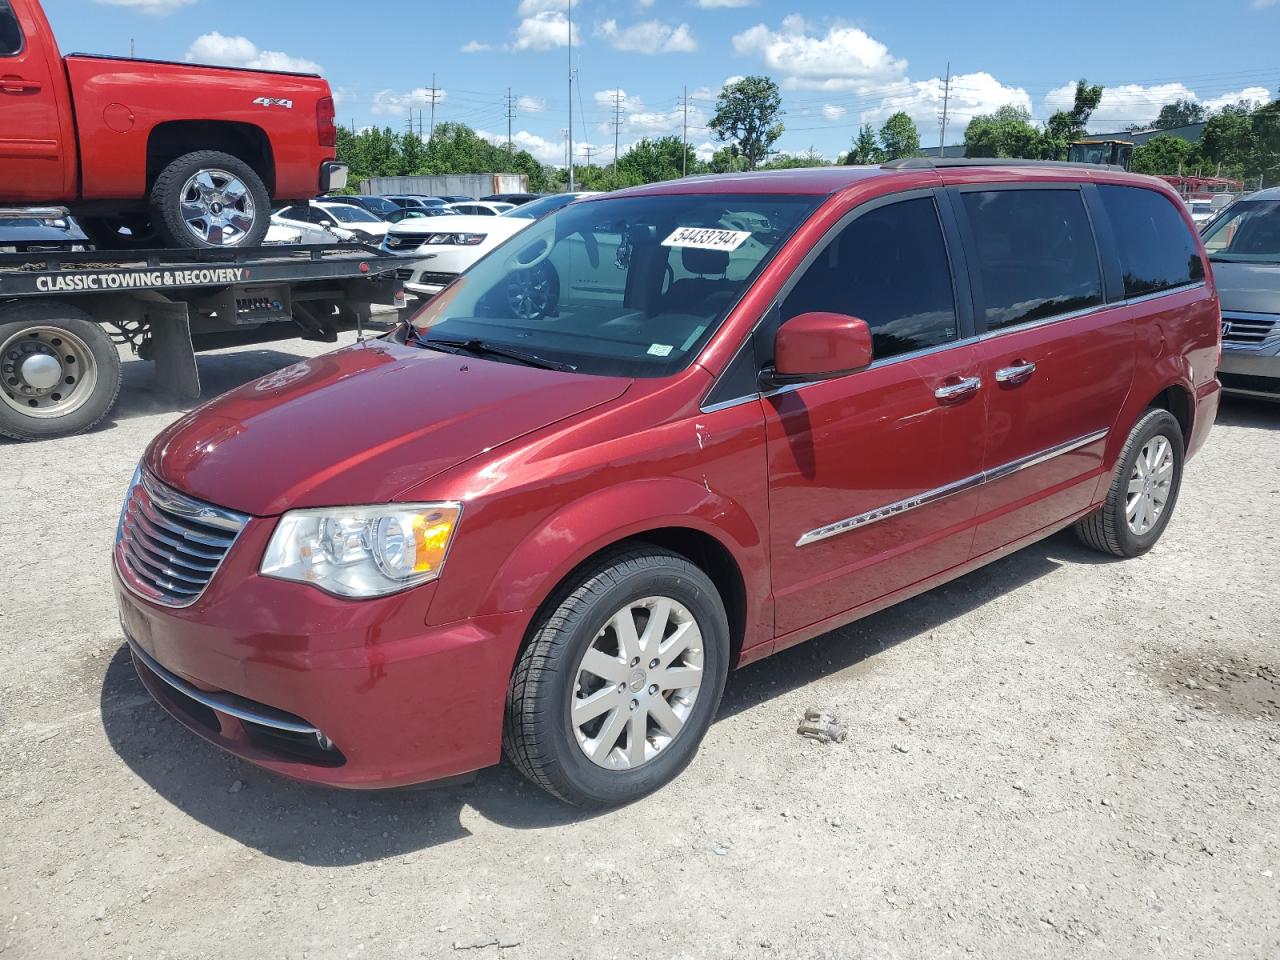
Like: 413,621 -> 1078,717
1203,186 -> 1280,401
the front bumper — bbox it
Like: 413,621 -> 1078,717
113,535 -> 530,788
1218,348 -> 1280,401
320,161 -> 349,193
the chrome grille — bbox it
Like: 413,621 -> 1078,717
386,233 -> 428,251
116,472 -> 248,607
1222,313 -> 1279,348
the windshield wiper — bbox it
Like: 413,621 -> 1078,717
420,337 -> 576,372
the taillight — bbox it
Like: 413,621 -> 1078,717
317,96 -> 337,148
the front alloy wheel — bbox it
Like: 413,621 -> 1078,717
571,597 -> 705,770
504,547 -> 729,806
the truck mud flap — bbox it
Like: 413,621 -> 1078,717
146,300 -> 201,401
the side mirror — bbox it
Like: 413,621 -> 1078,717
762,312 -> 873,389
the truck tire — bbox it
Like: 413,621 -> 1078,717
80,213 -> 162,251
0,301 -> 122,441
150,151 -> 271,249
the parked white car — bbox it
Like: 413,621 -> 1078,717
444,201 -> 515,217
383,193 -> 595,297
272,201 -> 390,245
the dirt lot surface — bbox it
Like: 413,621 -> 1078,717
1,333 -> 1278,959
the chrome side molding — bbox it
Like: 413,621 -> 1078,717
796,428 -> 1109,547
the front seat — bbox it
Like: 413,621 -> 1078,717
663,247 -> 732,315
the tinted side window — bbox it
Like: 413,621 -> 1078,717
961,189 -> 1103,331
1099,184 -> 1205,298
782,196 -> 958,361
0,1 -> 21,56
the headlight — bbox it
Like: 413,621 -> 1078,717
425,233 -> 486,245
260,503 -> 462,598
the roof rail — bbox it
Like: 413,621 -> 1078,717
881,157 -> 1128,173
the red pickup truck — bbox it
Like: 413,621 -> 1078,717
0,0 -> 345,249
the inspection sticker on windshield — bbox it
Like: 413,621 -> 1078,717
647,343 -> 673,357
661,227 -> 752,252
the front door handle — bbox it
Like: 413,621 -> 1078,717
0,76 -> 42,94
934,376 -> 982,403
995,360 -> 1037,385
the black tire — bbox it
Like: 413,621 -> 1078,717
149,150 -> 270,249
504,546 -> 730,807
79,213 -> 162,251
1075,408 -> 1185,558
0,301 -> 121,441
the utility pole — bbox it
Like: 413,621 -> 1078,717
427,73 -> 440,140
581,144 -> 594,168
938,62 -> 952,154
505,88 -> 517,151
567,4 -> 575,191
129,38 -> 135,58
681,85 -> 689,177
610,89 -> 624,174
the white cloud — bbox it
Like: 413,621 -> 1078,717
732,16 -> 906,91
594,88 -> 647,113
1041,81 -> 1274,131
517,95 -> 547,113
477,128 -> 567,166
370,87 -> 447,117
514,11 -> 577,50
596,18 -> 698,54
518,0 -> 578,11
92,0 -> 195,14
461,40 -> 491,53
1252,0 -> 1278,7
694,141 -> 717,161
1201,86 -> 1272,113
697,0 -> 754,6
185,32 -> 321,74
821,104 -> 847,122
859,71 -> 1031,140
593,88 -> 709,137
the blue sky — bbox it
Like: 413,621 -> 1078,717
42,0 -> 1280,166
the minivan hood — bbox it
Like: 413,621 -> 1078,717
387,215 -> 530,238
146,340 -> 631,516
1212,259 -> 1280,315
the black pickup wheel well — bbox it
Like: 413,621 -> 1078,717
146,121 -> 275,195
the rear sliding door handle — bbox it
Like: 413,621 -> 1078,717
995,360 -> 1037,385
934,376 -> 982,403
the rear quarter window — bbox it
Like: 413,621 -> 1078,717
0,1 -> 21,56
1098,184 -> 1205,298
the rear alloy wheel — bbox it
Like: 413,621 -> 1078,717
0,302 -> 121,440
1075,408 -> 1184,558
150,150 -> 270,249
504,547 -> 729,806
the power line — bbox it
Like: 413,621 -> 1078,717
681,86 -> 691,177
610,89 -> 624,173
938,63 -> 952,152
506,88 -> 517,151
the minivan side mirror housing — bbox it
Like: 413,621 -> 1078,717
761,312 -> 874,389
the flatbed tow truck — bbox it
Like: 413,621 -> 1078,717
0,217 -> 405,440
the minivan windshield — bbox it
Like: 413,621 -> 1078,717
407,193 -> 818,377
1202,199 -> 1280,263
324,205 -> 382,223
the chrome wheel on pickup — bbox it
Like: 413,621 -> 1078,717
150,150 -> 271,249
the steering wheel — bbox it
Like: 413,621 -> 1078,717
507,235 -> 554,271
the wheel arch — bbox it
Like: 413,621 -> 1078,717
145,121 -> 276,195
471,479 -> 767,674
1146,382 -> 1193,449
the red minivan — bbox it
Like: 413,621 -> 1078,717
114,160 -> 1221,806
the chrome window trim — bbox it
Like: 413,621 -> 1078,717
795,428 -> 1109,547
699,281 -> 1210,414
127,636 -> 320,735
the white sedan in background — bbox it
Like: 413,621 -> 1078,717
383,193 -> 595,298
444,201 -> 516,217
272,201 -> 391,245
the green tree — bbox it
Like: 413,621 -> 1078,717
617,136 -> 697,183
708,75 -> 785,171
761,147 -> 830,170
1130,134 -> 1197,175
844,124 -> 883,165
1043,79 -> 1104,159
1153,98 -> 1205,130
707,145 -> 744,174
878,111 -> 920,160
963,105 -> 1042,158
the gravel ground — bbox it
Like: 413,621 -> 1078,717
1,332 -> 1278,960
